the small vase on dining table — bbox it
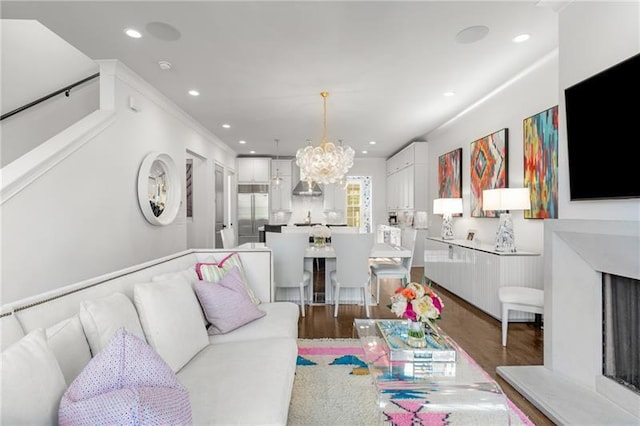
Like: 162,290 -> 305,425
313,236 -> 326,248
406,319 -> 427,348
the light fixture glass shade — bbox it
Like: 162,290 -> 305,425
271,139 -> 283,186
433,198 -> 463,240
482,188 -> 530,211
296,92 -> 355,185
482,187 -> 531,252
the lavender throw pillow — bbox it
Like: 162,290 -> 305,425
59,328 -> 192,425
194,266 -> 266,334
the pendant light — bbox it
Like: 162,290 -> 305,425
271,138 -> 283,186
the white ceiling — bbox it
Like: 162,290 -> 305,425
2,1 -> 559,159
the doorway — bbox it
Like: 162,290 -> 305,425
186,151 -> 212,248
214,164 -> 225,248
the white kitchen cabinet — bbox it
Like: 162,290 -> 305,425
323,183 -> 347,211
424,237 -> 543,320
385,142 -> 427,211
270,159 -> 292,211
237,157 -> 271,183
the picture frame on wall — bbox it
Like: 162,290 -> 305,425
438,148 -> 463,217
524,105 -> 559,219
469,128 -> 508,217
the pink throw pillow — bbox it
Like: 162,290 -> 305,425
194,266 -> 266,334
58,328 -> 192,425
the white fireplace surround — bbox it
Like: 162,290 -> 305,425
498,219 -> 640,425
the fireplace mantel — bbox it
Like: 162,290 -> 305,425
498,219 -> 640,425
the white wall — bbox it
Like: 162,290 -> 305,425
425,52 -> 559,253
557,1 -> 640,221
1,60 -> 237,304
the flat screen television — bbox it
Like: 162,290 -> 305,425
564,52 -> 640,200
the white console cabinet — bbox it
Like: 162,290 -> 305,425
424,237 -> 542,320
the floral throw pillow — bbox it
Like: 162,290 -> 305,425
195,252 -> 260,304
58,328 -> 192,425
194,266 -> 266,335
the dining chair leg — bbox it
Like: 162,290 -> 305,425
299,283 -> 305,317
333,284 -> 340,318
375,274 -> 381,304
362,287 -> 370,318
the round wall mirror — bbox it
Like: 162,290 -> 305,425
137,152 -> 181,226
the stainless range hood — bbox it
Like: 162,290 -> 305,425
292,180 -> 323,196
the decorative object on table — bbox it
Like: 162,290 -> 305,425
310,224 -> 331,247
482,187 -> 531,252
433,198 -> 463,240
438,148 -> 462,217
466,230 -> 476,241
137,152 -> 181,226
388,282 -> 447,350
470,128 -> 508,217
295,92 -> 355,185
523,105 -> 559,219
376,320 -> 456,362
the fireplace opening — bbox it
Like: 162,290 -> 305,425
602,273 -> 640,395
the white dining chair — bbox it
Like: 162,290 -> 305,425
220,227 -> 236,249
330,232 -> 374,318
265,231 -> 312,317
370,228 -> 417,303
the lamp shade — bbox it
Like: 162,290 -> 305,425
433,198 -> 463,215
482,188 -> 531,211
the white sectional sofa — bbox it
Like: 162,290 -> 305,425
0,248 -> 300,425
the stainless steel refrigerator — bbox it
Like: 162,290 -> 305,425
237,184 -> 269,245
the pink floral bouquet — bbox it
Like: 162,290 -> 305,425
389,282 -> 444,323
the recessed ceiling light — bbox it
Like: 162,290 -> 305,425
239,140 -> 246,144
443,91 -> 456,97
455,25 -> 489,44
362,150 -> 368,154
513,34 -> 531,43
125,28 -> 142,39
369,141 -> 376,145
188,90 -> 200,96
158,60 -> 172,71
249,150 -> 256,154
222,124 -> 231,129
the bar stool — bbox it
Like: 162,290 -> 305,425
498,287 -> 544,346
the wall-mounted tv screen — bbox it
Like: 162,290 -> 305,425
564,52 -> 640,200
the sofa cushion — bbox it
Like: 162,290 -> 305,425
177,337 -> 297,425
207,302 -> 299,345
46,315 -> 92,385
1,328 -> 67,425
195,252 -> 260,304
59,328 -> 191,425
194,266 -> 266,335
0,312 -> 25,351
133,277 -> 209,372
79,292 -> 146,356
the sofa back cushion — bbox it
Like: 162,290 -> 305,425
1,328 -> 67,425
46,315 -> 92,385
59,328 -> 192,425
0,312 -> 25,351
133,277 -> 209,372
79,292 -> 146,356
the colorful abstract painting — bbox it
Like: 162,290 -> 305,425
470,128 -> 508,217
438,148 -> 462,198
524,106 -> 558,218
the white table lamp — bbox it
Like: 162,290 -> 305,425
433,198 -> 463,240
482,187 -> 530,252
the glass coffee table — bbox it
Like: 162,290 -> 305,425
354,319 -> 513,425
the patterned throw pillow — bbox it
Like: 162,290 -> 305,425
194,266 -> 266,335
58,328 -> 192,425
195,252 -> 261,304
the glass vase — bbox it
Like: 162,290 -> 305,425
406,319 -> 427,348
313,236 -> 326,248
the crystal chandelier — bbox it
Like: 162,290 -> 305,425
296,92 -> 354,185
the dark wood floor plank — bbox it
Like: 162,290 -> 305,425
297,266 -> 554,426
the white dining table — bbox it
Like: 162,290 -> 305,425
236,241 -> 412,304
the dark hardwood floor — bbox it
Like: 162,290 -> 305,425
297,264 -> 554,426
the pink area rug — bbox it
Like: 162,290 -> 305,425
288,339 -> 534,426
